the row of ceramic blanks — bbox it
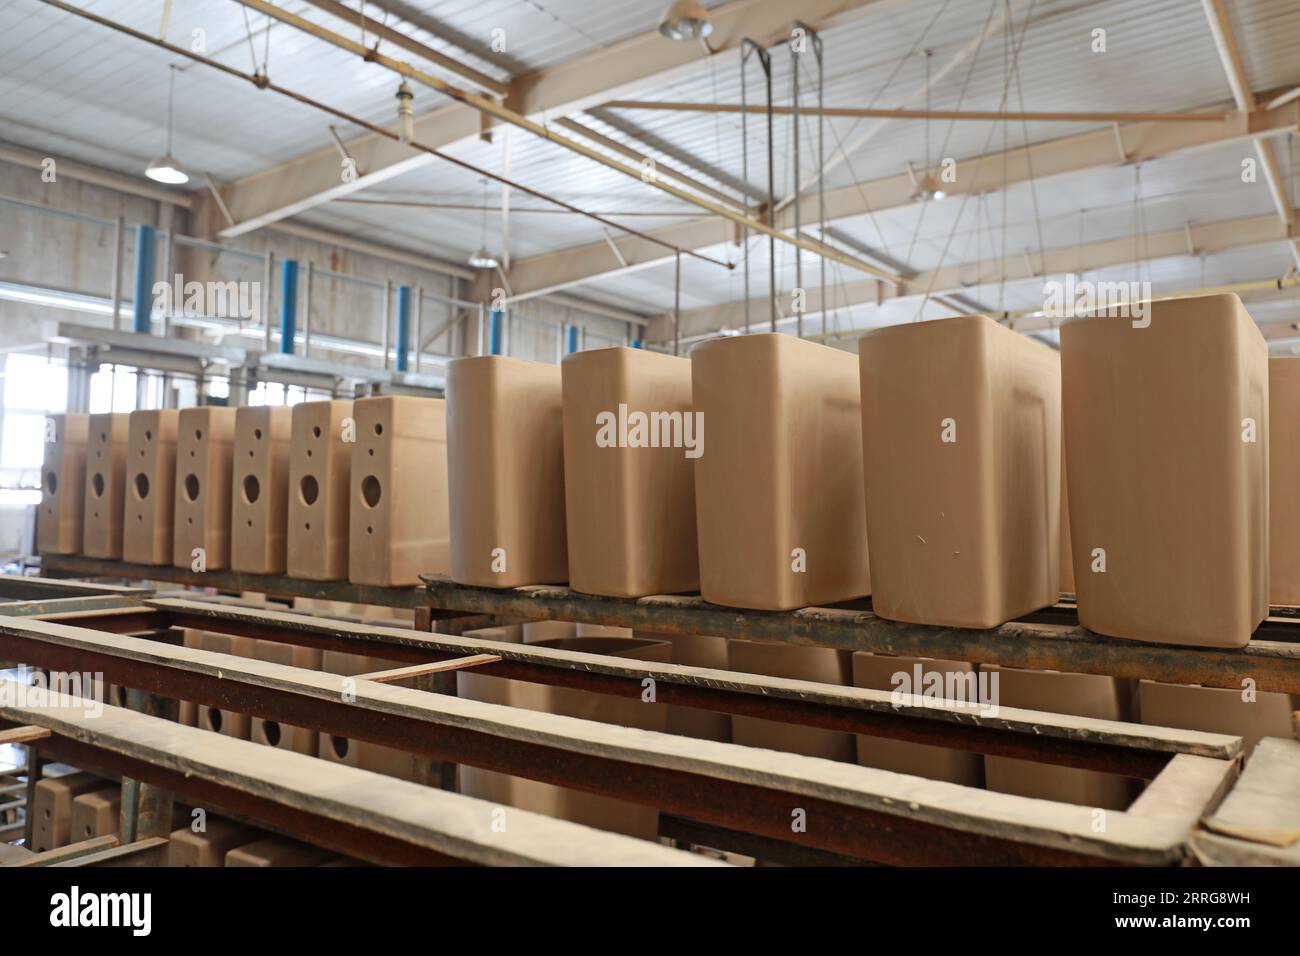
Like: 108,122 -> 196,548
448,292 -> 1280,648
36,396 -> 438,587
34,292 -> 1281,646
23,612 -> 1297,853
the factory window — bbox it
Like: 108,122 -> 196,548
88,363 -> 139,413
0,354 -> 68,504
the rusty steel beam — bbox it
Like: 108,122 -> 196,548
420,579 -> 1300,695
115,599 -> 1240,780
37,553 -> 457,613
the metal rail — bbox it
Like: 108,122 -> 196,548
35,557 -> 1300,694
0,616 -> 1239,865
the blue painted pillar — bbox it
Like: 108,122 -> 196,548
488,309 -> 504,355
629,339 -> 643,349
566,324 -> 580,354
132,224 -> 157,333
395,286 -> 412,371
279,259 -> 298,354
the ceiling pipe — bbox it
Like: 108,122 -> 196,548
598,100 -> 1232,123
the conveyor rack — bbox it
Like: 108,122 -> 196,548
0,602 -> 1262,867
37,554 -> 1300,694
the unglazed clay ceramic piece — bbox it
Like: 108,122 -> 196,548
727,640 -> 856,761
287,399 -> 353,581
31,773 -> 104,851
348,396 -> 450,587
36,413 -> 88,555
859,315 -> 1061,628
249,638 -> 322,754
1139,680 -> 1298,758
70,786 -> 122,841
167,818 -> 260,866
982,666 -> 1134,810
561,347 -> 698,597
82,412 -> 129,559
1269,357 -> 1300,606
457,635 -> 670,840
231,405 -> 292,574
173,406 -> 237,570
692,333 -> 869,610
123,408 -> 179,565
851,653 -> 985,785
1061,293 -> 1267,647
447,356 -> 568,588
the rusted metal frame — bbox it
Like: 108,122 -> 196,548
420,580 -> 1300,694
0,574 -> 149,602
0,626 -> 1227,865
660,814 -> 873,867
38,554 -> 473,616
121,602 -> 1198,778
115,601 -> 1234,778
0,594 -> 148,618
2,727 -> 464,866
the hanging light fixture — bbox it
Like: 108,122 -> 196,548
395,80 -> 414,144
146,66 -> 189,184
658,0 -> 713,40
468,177 -> 498,269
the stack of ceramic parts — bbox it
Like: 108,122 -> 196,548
859,315 -> 1061,628
173,407 -> 237,570
231,405 -> 292,573
982,666 -> 1134,810
1269,357 -> 1300,605
1061,293 -> 1268,646
30,772 -> 105,851
457,635 -> 671,840
727,641 -> 855,761
123,408 -> 179,565
167,818 -> 261,866
447,355 -> 568,587
1139,681 -> 1298,758
561,347 -> 699,597
851,654 -> 984,785
36,412 -> 87,555
348,396 -> 450,587
287,399 -> 353,580
82,412 -> 129,559
692,333 -> 870,610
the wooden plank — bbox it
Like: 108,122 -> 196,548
9,834 -> 121,867
0,725 -> 51,745
0,680 -> 721,867
0,621 -> 1231,864
143,597 -> 1242,764
1191,829 -> 1300,866
357,655 -> 502,683
48,836 -> 169,868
